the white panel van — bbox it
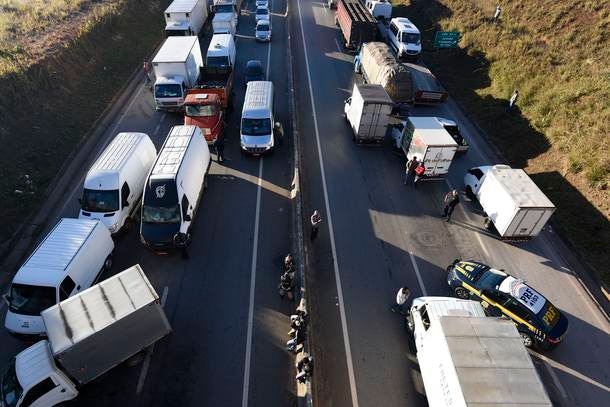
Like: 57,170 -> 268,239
206,33 -> 236,69
240,81 -> 277,154
79,133 -> 157,234
140,125 -> 211,252
3,218 -> 114,338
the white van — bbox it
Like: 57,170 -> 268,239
140,125 -> 211,252
240,81 -> 276,154
79,133 -> 157,234
206,33 -> 236,68
3,218 -> 114,338
212,11 -> 237,36
387,17 -> 421,61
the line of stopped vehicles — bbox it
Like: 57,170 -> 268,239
1,1 -> 568,406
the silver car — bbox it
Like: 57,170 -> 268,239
255,20 -> 271,42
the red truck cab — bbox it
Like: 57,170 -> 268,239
184,93 -> 224,144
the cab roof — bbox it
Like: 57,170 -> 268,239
165,0 -> 202,14
392,17 -> 420,34
153,36 -> 198,63
150,125 -> 198,180
16,340 -> 56,391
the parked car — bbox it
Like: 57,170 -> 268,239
255,0 -> 268,7
446,259 -> 569,349
255,20 -> 271,42
255,6 -> 269,22
245,60 -> 265,87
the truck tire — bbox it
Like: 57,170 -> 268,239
125,350 -> 147,367
103,254 -> 114,271
484,217 -> 493,230
465,185 -> 475,200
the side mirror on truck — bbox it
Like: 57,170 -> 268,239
3,294 -> 11,306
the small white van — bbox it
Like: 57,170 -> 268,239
79,132 -> 157,234
206,33 -> 236,68
4,218 -> 114,338
140,125 -> 211,252
387,17 -> 422,61
240,81 -> 277,154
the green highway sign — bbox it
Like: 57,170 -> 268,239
434,31 -> 461,49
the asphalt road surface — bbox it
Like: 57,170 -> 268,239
0,1 -> 298,406
289,0 -> 610,406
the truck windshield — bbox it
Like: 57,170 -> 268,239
9,284 -> 56,316
142,205 -> 181,224
1,358 -> 23,407
207,56 -> 230,69
241,118 -> 272,136
215,4 -> 234,13
401,33 -> 420,45
185,104 -> 218,117
155,84 -> 183,98
81,188 -> 119,212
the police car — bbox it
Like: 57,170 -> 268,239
447,260 -> 569,349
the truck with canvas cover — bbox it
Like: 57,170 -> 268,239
392,117 -> 458,179
344,84 -> 393,144
403,62 -> 448,104
335,0 -> 377,49
358,42 -> 413,105
0,265 -> 171,407
164,0 -> 208,36
407,297 -> 552,407
463,165 -> 556,239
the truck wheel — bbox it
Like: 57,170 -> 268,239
204,176 -> 209,190
484,217 -> 493,230
465,186 -> 475,200
519,331 -> 534,348
103,254 -> 114,271
454,287 -> 470,299
125,350 -> 147,367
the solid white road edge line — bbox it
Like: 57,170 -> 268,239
241,160 -> 264,407
242,5 -> 273,404
58,82 -> 148,217
296,1 -> 360,406
136,286 -> 168,395
408,251 -> 428,296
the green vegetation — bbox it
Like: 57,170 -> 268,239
0,0 -> 164,244
394,0 -> 610,284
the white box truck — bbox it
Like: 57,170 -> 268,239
408,297 -> 552,407
392,117 -> 458,179
0,265 -> 171,407
4,218 -> 114,338
153,36 -> 204,111
344,83 -> 394,144
464,165 -> 556,239
212,10 -> 237,35
164,0 -> 208,36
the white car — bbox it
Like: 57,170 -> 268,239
255,20 -> 271,42
256,0 -> 268,7
255,6 -> 270,22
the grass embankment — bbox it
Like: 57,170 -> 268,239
0,0 -> 164,245
394,0 -> 610,284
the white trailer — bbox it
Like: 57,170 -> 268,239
212,10 -> 237,35
0,265 -> 171,407
408,297 -> 552,407
464,165 -> 556,239
153,36 -> 204,111
344,84 -> 394,144
164,0 -> 208,36
392,116 -> 458,179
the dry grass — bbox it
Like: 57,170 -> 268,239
393,0 -> 610,284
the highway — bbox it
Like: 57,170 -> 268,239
1,0 -> 609,406
0,0 -> 297,406
289,0 -> 610,406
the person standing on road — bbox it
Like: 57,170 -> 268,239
492,5 -> 501,22
296,356 -> 313,383
143,60 -> 152,87
214,136 -> 225,164
442,189 -> 460,222
404,156 -> 419,185
414,161 -> 426,187
509,89 -> 519,109
391,286 -> 411,315
310,210 -> 322,241
273,122 -> 284,145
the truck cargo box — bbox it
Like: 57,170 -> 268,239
360,42 -> 413,104
336,0 -> 377,49
42,265 -> 171,385
403,62 -> 448,104
344,83 -> 394,143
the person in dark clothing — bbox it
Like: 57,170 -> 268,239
442,189 -> 460,222
215,137 -> 225,163
404,156 -> 419,185
310,210 -> 322,241
296,356 -> 313,383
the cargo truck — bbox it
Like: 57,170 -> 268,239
0,265 -> 171,407
184,92 -> 225,144
335,0 -> 377,49
344,83 -> 394,144
164,0 -> 208,36
403,62 -> 448,104
392,117 -> 458,179
463,165 -> 556,239
407,297 -> 552,407
357,42 -> 413,106
153,36 -> 204,111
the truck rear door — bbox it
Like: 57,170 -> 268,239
359,102 -> 389,140
424,147 -> 455,176
505,208 -> 549,237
